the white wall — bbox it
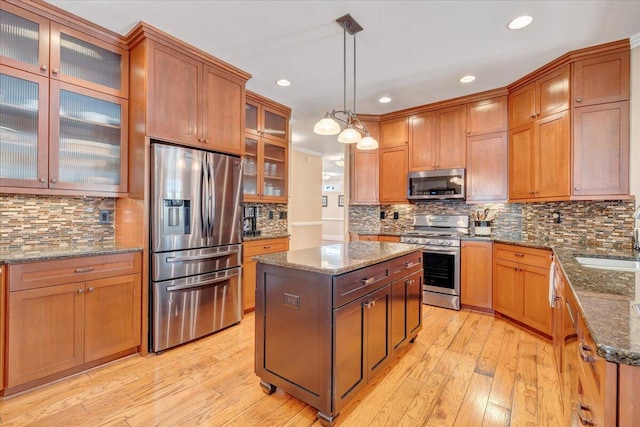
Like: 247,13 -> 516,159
322,191 -> 344,241
289,149 -> 323,250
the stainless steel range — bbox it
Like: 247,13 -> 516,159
400,215 -> 469,310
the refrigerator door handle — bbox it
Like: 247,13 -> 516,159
166,268 -> 241,292
166,250 -> 240,263
208,154 -> 216,237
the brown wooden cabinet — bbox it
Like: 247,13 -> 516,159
242,237 -> 289,312
509,110 -> 570,201
409,104 -> 466,171
349,119 -> 379,205
572,51 -> 630,107
573,101 -> 629,197
466,96 -> 507,136
380,117 -> 408,148
5,252 -> 142,393
0,2 -> 128,98
493,244 -> 552,336
461,240 -> 493,310
466,132 -> 508,203
144,40 -> 245,155
508,65 -> 570,130
243,92 -> 290,203
379,146 -> 408,203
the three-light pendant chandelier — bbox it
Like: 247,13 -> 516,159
313,14 -> 379,150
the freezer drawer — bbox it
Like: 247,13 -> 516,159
152,244 -> 241,282
151,267 -> 242,352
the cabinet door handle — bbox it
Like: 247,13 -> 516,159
87,287 -> 95,292
577,403 -> 595,426
579,343 -> 595,363
39,177 -> 46,183
576,96 -> 583,103
40,64 -> 48,71
360,277 -> 375,285
575,187 -> 581,191
52,68 -> 59,75
405,279 -> 415,286
77,288 -> 84,294
362,300 -> 376,309
75,267 -> 95,273
50,178 -> 57,184
514,253 -> 524,257
263,245 -> 272,249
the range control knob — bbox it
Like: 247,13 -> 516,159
438,240 -> 444,245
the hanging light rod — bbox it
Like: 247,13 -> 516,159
313,13 -> 378,150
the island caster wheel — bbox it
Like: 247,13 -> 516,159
259,380 -> 277,395
317,411 -> 337,426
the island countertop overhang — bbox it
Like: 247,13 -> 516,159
252,242 -> 423,276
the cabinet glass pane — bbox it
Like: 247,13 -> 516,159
263,110 -> 286,139
245,103 -> 258,133
0,73 -> 40,181
58,89 -> 121,185
60,33 -> 121,90
0,10 -> 39,67
243,137 -> 258,196
263,142 -> 285,197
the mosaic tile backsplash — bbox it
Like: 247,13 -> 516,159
245,203 -> 288,236
350,199 -> 637,250
0,194 -> 115,250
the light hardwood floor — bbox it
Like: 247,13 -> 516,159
0,305 -> 564,426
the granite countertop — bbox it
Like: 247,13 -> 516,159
0,243 -> 143,264
243,233 -> 290,242
253,241 -> 421,276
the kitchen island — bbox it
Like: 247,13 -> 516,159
254,242 -> 422,426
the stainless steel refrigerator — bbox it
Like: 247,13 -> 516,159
150,142 -> 243,352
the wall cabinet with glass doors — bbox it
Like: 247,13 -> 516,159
0,1 -> 129,195
243,91 -> 290,202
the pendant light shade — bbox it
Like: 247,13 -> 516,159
314,117 -> 341,135
356,135 -> 379,150
337,127 -> 362,144
313,14 -> 378,150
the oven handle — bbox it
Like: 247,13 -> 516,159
419,246 -> 460,255
166,268 -> 240,292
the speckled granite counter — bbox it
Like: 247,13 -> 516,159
460,235 -> 640,366
253,241 -> 421,276
243,233 -> 290,242
0,243 -> 143,264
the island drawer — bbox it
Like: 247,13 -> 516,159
333,261 -> 390,308
493,243 -> 551,269
388,252 -> 422,280
8,252 -> 141,292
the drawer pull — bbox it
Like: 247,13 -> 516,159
579,343 -> 595,363
363,300 -> 376,309
74,267 -> 95,273
403,262 -> 420,269
405,279 -> 415,286
577,403 -> 595,426
263,245 -> 272,249
361,277 -> 375,285
514,253 -> 525,257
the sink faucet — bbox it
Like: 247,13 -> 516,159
634,206 -> 640,252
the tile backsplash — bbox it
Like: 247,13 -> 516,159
350,199 -> 637,250
244,203 -> 288,236
0,194 -> 116,250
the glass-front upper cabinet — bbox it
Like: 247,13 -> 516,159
245,99 -> 288,144
0,66 -> 49,189
243,137 -> 259,199
49,81 -> 128,193
262,140 -> 287,201
0,4 -> 50,77
0,5 -> 128,97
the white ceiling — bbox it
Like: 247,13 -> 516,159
47,0 -> 640,177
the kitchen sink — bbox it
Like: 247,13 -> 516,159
574,256 -> 640,272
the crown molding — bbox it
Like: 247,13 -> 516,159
631,32 -> 640,49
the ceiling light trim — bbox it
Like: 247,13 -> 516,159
507,15 -> 533,30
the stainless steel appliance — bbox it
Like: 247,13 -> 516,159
400,214 -> 469,310
407,168 -> 465,201
150,142 -> 243,352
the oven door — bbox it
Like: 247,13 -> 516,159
421,245 -> 460,296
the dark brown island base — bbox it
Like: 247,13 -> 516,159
254,242 -> 423,426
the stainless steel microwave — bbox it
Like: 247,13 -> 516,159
407,168 -> 465,201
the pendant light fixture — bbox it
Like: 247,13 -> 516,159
313,14 -> 378,150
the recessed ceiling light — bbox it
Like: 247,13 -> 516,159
459,75 -> 476,83
276,79 -> 291,87
378,96 -> 391,104
507,15 -> 533,30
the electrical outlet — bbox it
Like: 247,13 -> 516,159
279,211 -> 287,220
552,211 -> 562,224
393,212 -> 399,220
380,211 -> 386,219
99,209 -> 110,224
269,211 -> 274,219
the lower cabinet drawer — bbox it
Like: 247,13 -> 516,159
493,243 -> 551,269
333,261 -> 389,308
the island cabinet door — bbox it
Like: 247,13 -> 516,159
391,270 -> 422,351
365,285 -> 392,380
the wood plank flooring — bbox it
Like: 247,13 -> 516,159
0,305 -> 565,426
